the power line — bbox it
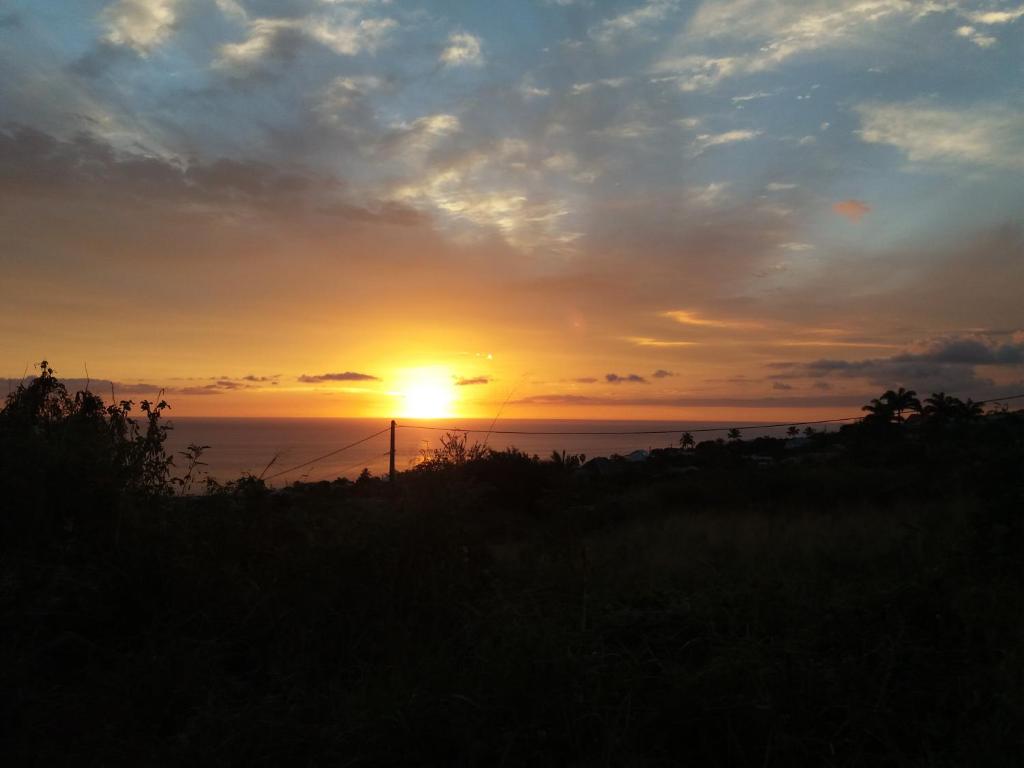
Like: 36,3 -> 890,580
397,415 -> 863,436
320,451 -> 393,482
260,392 -> 1024,483
262,427 -> 391,481
395,392 -> 1024,438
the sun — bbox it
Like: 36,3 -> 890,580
397,367 -> 457,419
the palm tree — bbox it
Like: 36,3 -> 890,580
862,396 -> 894,423
727,427 -> 742,441
959,398 -> 983,420
679,431 -> 695,450
885,387 -> 921,423
786,426 -> 799,438
923,392 -> 961,422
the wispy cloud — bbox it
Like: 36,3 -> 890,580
298,372 -> 380,383
626,337 -> 700,348
216,12 -> 396,73
591,0 -> 678,43
690,129 -> 761,155
662,310 -> 760,329
856,102 -> 1024,169
655,0 -> 947,91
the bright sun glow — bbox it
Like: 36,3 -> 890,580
397,367 -> 458,419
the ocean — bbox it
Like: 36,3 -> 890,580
162,418 -> 832,486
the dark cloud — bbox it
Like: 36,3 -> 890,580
298,372 -> 380,383
0,125 -> 420,227
772,382 -> 793,390
891,336 -> 1024,366
652,369 -> 675,378
514,394 -> 871,408
454,376 -> 490,386
70,44 -> 133,78
318,201 -> 424,226
605,373 -> 647,384
765,333 -> 1024,396
177,386 -> 228,396
7,377 -> 243,398
572,377 -> 599,384
514,394 -> 600,405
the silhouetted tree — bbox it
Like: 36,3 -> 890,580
886,387 -> 921,423
727,428 -> 742,442
862,397 -> 895,424
786,426 -> 799,438
679,432 -> 695,450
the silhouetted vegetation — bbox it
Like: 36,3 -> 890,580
2,364 -> 1022,766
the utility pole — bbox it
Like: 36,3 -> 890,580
389,420 -> 396,484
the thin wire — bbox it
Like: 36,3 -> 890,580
978,393 -> 1024,405
397,415 -> 863,436
322,451 -> 393,482
261,391 -> 1024,483
262,427 -> 391,481
396,392 -> 1024,437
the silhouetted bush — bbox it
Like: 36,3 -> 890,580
1,369 -> 1021,766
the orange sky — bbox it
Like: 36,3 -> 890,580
2,1 -> 1023,419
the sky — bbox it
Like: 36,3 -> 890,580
1,0 -> 1022,420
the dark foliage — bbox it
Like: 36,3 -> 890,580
1,366 -> 1022,766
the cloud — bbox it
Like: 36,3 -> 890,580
216,12 -> 396,73
652,369 -> 675,378
766,333 -> 1024,396
298,372 -> 380,383
173,386 -> 229,396
662,310 -> 759,330
655,0 -> 944,91
454,375 -> 490,386
440,32 -> 483,66
626,337 -> 699,348
0,125 -> 420,227
832,199 -> 870,222
893,335 -> 1024,366
856,103 -> 1024,169
102,0 -> 178,54
772,381 -> 793,390
687,182 -> 730,207
605,372 -> 648,384
690,129 -> 761,155
572,377 -> 599,383
591,0 -> 678,43
513,393 -> 872,408
955,25 -> 996,47
731,91 -> 773,103
964,6 -> 1024,25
